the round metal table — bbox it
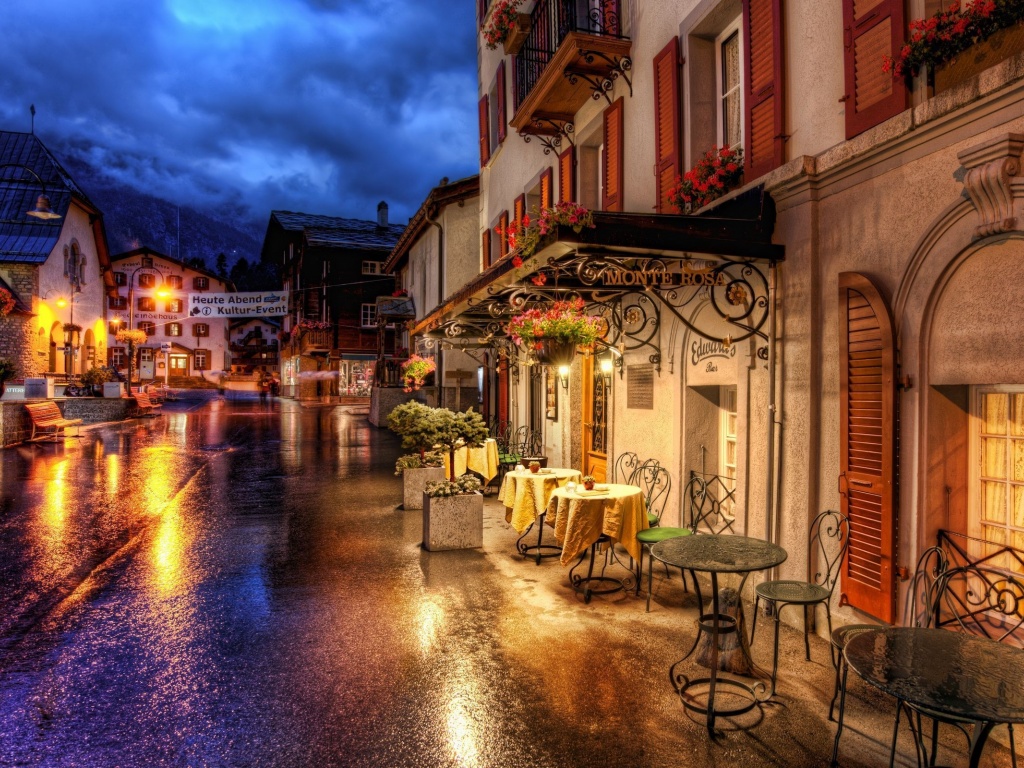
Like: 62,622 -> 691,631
843,627 -> 1024,768
651,534 -> 788,733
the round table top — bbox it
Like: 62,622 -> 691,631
650,534 -> 787,574
844,627 -> 1024,724
550,482 -> 643,500
507,467 -> 581,481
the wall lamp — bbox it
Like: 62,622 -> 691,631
0,162 -> 62,220
600,357 -> 613,388
557,364 -> 570,390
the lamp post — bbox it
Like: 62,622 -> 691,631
0,163 -> 62,220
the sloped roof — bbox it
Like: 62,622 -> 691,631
0,131 -> 96,264
0,273 -> 32,314
270,210 -> 405,252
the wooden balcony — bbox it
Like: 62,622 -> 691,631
299,329 -> 332,354
510,0 -> 631,140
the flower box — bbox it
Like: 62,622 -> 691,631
503,13 -> 531,55
422,491 -> 484,551
933,22 -> 1024,93
403,465 -> 446,510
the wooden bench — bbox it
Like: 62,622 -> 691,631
132,385 -> 164,404
24,401 -> 83,442
132,391 -> 162,416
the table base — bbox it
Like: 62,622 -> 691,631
569,537 -> 636,603
515,516 -> 562,565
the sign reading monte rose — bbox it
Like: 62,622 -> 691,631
599,261 -> 727,288
188,291 -> 288,317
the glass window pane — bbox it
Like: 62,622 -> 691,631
1014,484 -> 1024,528
1013,394 -> 1024,436
982,481 -> 1007,523
984,393 -> 1008,435
982,438 -> 1007,479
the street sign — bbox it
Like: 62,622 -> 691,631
160,342 -> 172,353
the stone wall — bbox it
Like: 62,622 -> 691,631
0,263 -> 37,378
1,398 -> 142,447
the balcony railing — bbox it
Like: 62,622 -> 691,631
513,0 -> 628,110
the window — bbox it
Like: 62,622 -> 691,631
193,276 -> 209,290
109,295 -> 127,310
114,272 -> 127,286
717,25 -> 742,151
362,261 -> 383,275
167,323 -> 182,337
719,386 -> 738,520
971,389 -> 1024,566
166,275 -> 183,289
138,321 -> 156,336
110,347 -> 126,368
108,321 -> 122,335
138,273 -> 156,288
139,348 -> 154,363
138,297 -> 156,312
194,323 -> 209,337
166,299 -> 183,313
194,349 -> 208,370
361,303 -> 377,328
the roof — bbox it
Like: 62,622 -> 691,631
0,131 -> 96,264
270,210 -> 406,252
111,246 -> 235,289
385,175 -> 480,273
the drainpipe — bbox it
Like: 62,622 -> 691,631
765,261 -> 779,573
426,207 -> 444,403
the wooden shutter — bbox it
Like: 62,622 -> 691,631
558,147 -> 575,203
602,98 -> 624,212
839,272 -> 897,623
482,228 -> 491,270
540,167 -> 553,209
514,194 -> 525,228
842,0 -> 907,139
742,0 -> 785,180
498,359 -> 509,428
479,95 -> 491,166
496,60 -> 507,144
653,36 -> 682,214
498,210 -> 509,259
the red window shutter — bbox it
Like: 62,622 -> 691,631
742,0 -> 785,180
479,95 -> 491,167
558,147 -> 575,203
653,36 -> 681,214
482,229 -> 491,269
498,210 -> 509,259
496,60 -> 507,144
540,167 -> 553,210
514,194 -> 525,228
839,271 -> 897,623
842,0 -> 907,139
602,98 -> 624,212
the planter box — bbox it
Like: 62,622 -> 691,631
934,23 -> 1024,94
422,491 -> 484,551
402,465 -> 446,510
103,382 -> 126,398
503,13 -> 531,56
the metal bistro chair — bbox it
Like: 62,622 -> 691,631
751,509 -> 849,695
612,451 -> 642,484
495,423 -> 523,484
635,465 -> 699,611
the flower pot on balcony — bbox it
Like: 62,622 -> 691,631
422,491 -> 484,551
403,465 -> 446,510
503,13 -> 531,55
933,24 -> 1024,94
533,338 -> 577,367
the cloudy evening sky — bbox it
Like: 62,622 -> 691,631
0,0 -> 480,227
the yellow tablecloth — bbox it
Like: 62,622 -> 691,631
441,438 -> 500,482
546,484 -> 648,565
499,468 -> 583,533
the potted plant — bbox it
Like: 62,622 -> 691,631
422,474 -> 484,551
505,297 -> 603,367
667,146 -> 744,214
431,407 -> 490,481
0,287 -> 17,316
483,0 -> 530,54
0,359 -> 16,398
582,475 -> 596,491
387,401 -> 446,510
115,328 -> 148,385
81,366 -> 113,395
529,460 -> 541,474
497,201 -> 595,264
401,354 -> 436,392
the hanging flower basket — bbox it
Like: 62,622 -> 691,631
533,339 -> 578,367
401,354 -> 436,392
505,298 -> 603,365
0,287 -> 16,316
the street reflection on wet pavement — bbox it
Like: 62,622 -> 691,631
0,399 -> 1016,767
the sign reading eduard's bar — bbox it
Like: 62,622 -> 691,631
188,291 -> 289,317
600,262 -> 727,288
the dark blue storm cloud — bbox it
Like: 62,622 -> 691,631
0,0 -> 479,226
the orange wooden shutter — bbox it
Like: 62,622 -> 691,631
742,0 -> 785,180
514,193 -> 525,227
558,147 -> 575,203
498,210 -> 509,259
842,0 -> 907,139
653,36 -> 681,214
540,167 -> 553,210
479,95 -> 490,166
482,228 -> 491,269
496,60 -> 507,144
602,98 -> 624,212
839,271 -> 897,623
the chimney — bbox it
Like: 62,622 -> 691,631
377,201 -> 388,227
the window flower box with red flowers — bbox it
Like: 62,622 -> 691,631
484,0 -> 530,54
667,146 -> 744,214
496,202 -> 596,266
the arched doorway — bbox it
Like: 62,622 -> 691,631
49,322 -> 62,373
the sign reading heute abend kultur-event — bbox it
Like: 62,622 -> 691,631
187,291 -> 289,318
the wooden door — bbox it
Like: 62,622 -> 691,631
582,355 -> 609,481
839,272 -> 897,623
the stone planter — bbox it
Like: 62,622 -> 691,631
402,465 -> 446,510
503,13 -> 531,56
422,491 -> 484,551
103,381 -> 125,398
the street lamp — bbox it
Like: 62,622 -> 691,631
0,163 -> 62,220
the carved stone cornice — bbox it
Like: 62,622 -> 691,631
957,133 -> 1024,239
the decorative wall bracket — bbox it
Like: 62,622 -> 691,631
564,50 -> 632,104
957,133 -> 1024,240
521,114 -> 575,155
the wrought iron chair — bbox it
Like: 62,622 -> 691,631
688,471 -> 737,534
612,451 -> 642,484
750,509 -> 849,695
636,465 -> 698,611
494,423 -> 521,485
829,545 -> 948,767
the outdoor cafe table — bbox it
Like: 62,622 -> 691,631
545,484 -> 648,601
651,534 -> 788,734
499,468 -> 582,562
842,627 -> 1024,768
442,438 -> 500,483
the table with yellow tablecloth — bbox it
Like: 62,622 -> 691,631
499,468 -> 583,533
441,438 -> 500,482
545,484 -> 649,566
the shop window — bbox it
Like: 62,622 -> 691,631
361,303 -> 377,328
167,323 -> 182,337
138,297 -> 156,312
194,323 -> 209,337
138,321 -> 156,336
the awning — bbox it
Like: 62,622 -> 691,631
411,187 -> 783,369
